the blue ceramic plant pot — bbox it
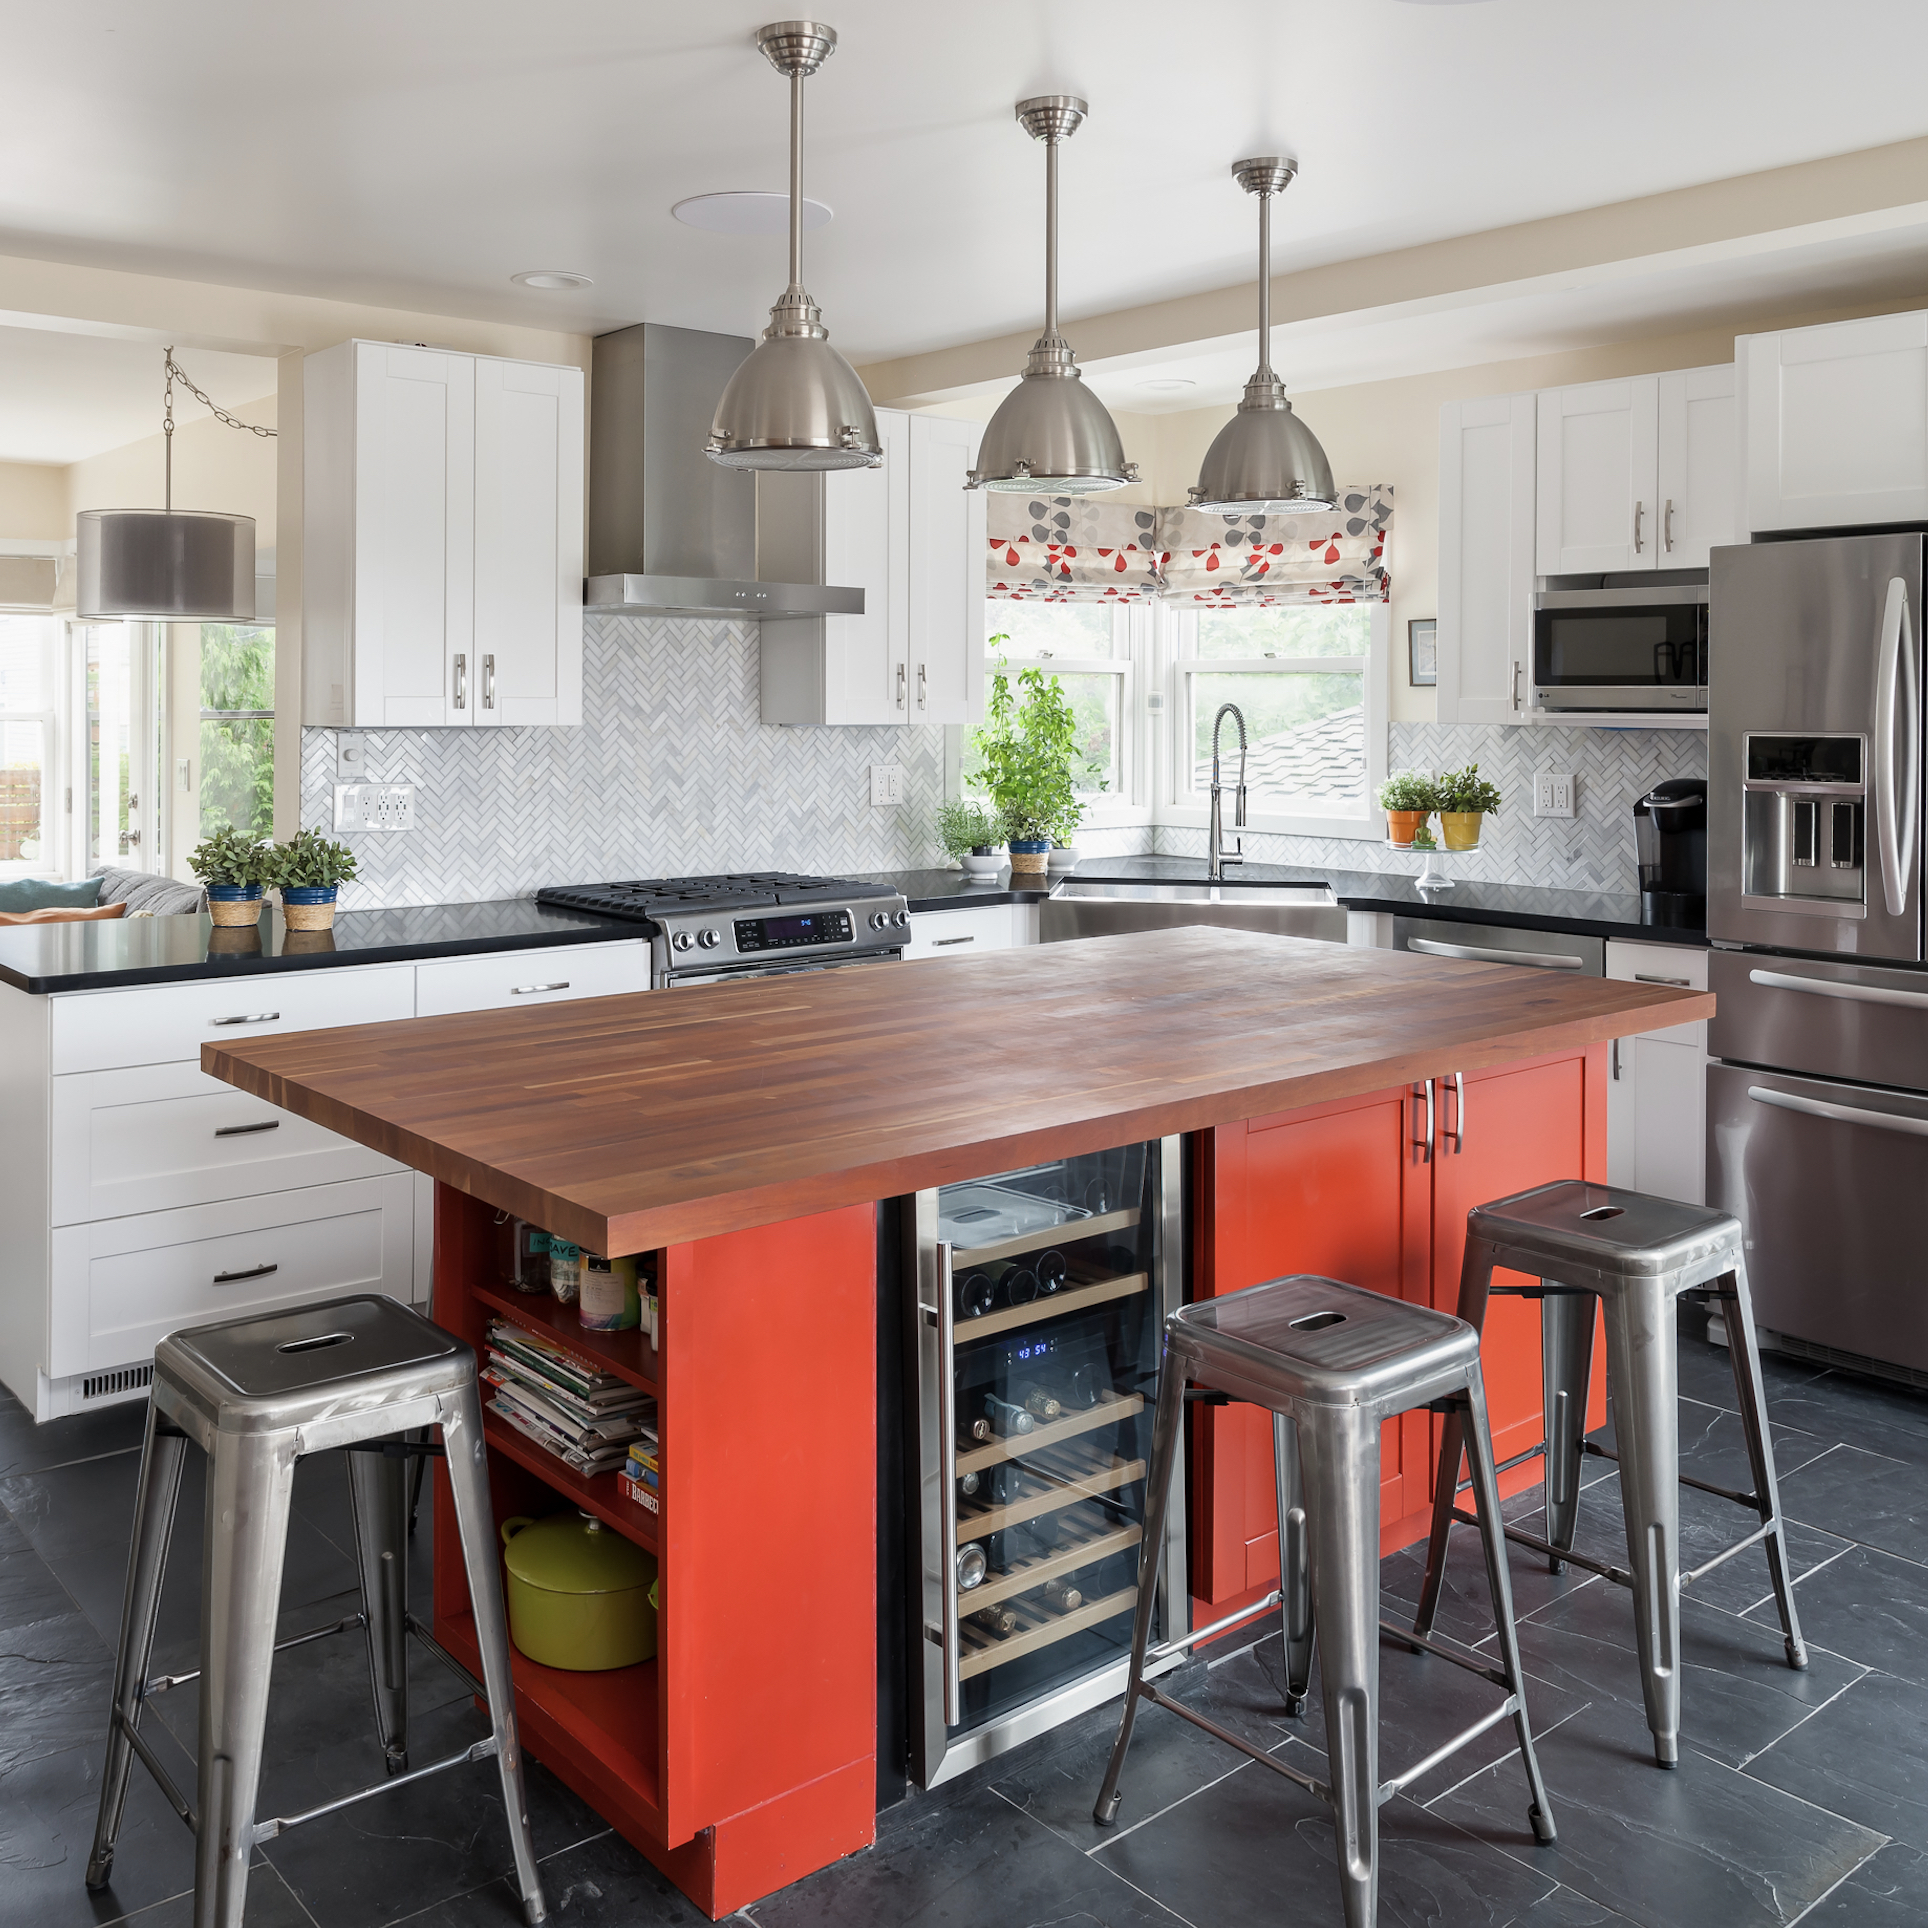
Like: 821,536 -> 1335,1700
1008,838 -> 1050,877
281,885 -> 340,930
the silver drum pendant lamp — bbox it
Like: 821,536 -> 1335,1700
707,20 -> 881,472
968,97 -> 1137,495
1189,158 -> 1335,513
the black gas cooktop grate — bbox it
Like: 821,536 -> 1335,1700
536,872 -> 899,921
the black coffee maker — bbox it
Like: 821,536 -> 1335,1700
1633,778 -> 1707,928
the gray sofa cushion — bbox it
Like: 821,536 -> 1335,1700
89,865 -> 207,916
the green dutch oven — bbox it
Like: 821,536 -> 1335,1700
499,1510 -> 658,1671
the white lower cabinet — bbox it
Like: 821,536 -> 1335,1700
1604,940 -> 1708,1205
413,940 -> 650,1016
903,903 -> 1021,959
49,1174 -> 415,1381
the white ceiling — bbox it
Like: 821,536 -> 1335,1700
6,0 -> 1928,369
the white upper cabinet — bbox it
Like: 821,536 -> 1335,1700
1655,364 -> 1737,568
1741,312 -> 1928,534
1537,376 -> 1659,574
304,340 -> 584,728
759,409 -> 985,726
1437,393 -> 1536,724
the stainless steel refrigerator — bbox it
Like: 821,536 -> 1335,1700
1707,531 -> 1928,1379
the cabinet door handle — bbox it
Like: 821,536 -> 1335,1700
213,1262 -> 279,1285
1412,1079 -> 1434,1164
453,653 -> 467,710
1511,662 -> 1523,710
933,1240 -> 961,1726
917,662 -> 928,711
215,1120 -> 281,1138
1633,500 -> 1644,554
483,653 -> 495,711
932,935 -> 975,947
1612,1038 -> 1622,1081
510,981 -> 570,994
1633,973 -> 1692,988
1663,498 -> 1675,552
1409,937 -> 1583,971
1452,1070 -> 1465,1153
209,1012 -> 280,1026
896,662 -> 906,710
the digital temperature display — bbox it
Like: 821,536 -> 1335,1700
734,909 -> 854,953
1005,1337 -> 1058,1367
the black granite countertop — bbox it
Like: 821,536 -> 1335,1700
0,899 -> 646,996
864,858 -> 1707,947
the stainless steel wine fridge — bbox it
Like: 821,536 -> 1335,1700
906,1136 -> 1187,1787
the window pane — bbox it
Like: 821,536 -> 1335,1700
1191,672 -> 1365,803
0,615 -> 51,709
986,601 -> 1117,658
0,720 -> 45,866
199,624 -> 274,842
1195,604 -> 1371,659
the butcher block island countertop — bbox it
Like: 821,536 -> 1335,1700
202,925 -> 1710,1256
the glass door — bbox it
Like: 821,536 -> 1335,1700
74,619 -> 164,875
909,1136 -> 1186,1787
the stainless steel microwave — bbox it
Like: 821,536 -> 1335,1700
1531,583 -> 1708,713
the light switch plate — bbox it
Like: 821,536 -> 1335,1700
868,763 -> 906,807
1534,771 -> 1576,818
334,783 -> 417,831
335,731 -> 367,780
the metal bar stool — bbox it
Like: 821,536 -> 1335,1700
1413,1180 -> 1808,1769
85,1294 -> 548,1928
1095,1275 -> 1555,1928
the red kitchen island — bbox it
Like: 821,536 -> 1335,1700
203,927 -> 1707,1919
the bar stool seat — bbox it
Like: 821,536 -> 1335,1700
86,1294 -> 548,1927
1095,1275 -> 1555,1928
1413,1180 -> 1808,1770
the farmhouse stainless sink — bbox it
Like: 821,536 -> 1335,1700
1040,878 -> 1347,945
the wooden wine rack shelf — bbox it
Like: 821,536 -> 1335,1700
960,1584 -> 1139,1679
953,1205 -> 1141,1270
956,1436 -> 1146,1543
968,1503 -> 1142,1609
956,1270 -> 1148,1341
957,1392 -> 1144,1475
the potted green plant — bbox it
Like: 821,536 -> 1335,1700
970,662 -> 1085,877
1436,763 -> 1503,851
1376,771 -> 1440,849
188,826 -> 273,927
937,797 -> 1006,880
265,828 -> 359,931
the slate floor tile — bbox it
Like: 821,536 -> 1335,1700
1777,1443 -> 1928,1567
0,1609 -> 120,1775
1754,1367 -> 1928,1466
1507,1886 -> 1637,1925
1431,1688 -> 1883,1927
1741,1541 -> 1928,1688
1095,1740 -> 1557,1928
746,1783 -> 1185,1927
116,1858 -> 319,1926
384,1827 -> 703,1927
0,1386 -> 149,1482
1380,1519 -> 1606,1648
1744,1668 -> 1928,1854
0,1505 -> 84,1636
1797,1842 -> 1928,1924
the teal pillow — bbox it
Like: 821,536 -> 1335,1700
0,877 -> 104,914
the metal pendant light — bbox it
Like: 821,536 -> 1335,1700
1189,158 -> 1335,513
707,21 -> 881,472
76,348 -> 262,622
968,97 -> 1138,495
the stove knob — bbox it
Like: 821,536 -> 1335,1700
671,930 -> 694,952
893,909 -> 911,928
697,927 -> 721,949
870,910 -> 891,930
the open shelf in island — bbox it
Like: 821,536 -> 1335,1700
474,1280 -> 659,1393
480,1410 -> 659,1554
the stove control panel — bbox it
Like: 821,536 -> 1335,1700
733,909 -> 856,954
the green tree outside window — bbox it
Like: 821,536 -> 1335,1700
199,624 -> 274,842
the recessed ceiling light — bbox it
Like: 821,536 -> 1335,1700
1136,377 -> 1198,394
511,270 -> 594,291
672,191 -> 833,235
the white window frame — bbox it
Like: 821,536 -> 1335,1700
1157,601 -> 1389,842
0,613 -> 64,880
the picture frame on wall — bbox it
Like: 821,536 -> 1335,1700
1408,618 -> 1437,687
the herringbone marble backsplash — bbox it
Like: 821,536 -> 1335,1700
300,614 -> 1148,909
1157,721 -> 1707,893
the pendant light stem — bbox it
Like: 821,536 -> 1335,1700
1254,191 -> 1276,385
789,68 -> 805,292
1044,134 -> 1059,339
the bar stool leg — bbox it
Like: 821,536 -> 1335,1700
86,1406 -> 189,1890
1301,1402 -> 1381,1928
1414,1240 -> 1497,1637
441,1386 -> 548,1925
196,1429 -> 297,1928
1093,1339 -> 1186,1827
1598,1276 -> 1682,1767
1541,1289 -> 1597,1574
1460,1365 -> 1557,1846
1273,1413 -> 1313,1716
1716,1263 -> 1808,1671
345,1446 -> 412,1774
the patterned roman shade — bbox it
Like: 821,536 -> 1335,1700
985,497 -> 1164,602
1154,487 -> 1393,606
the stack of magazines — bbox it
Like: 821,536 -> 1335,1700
483,1319 -> 656,1478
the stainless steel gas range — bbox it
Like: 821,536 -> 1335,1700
536,872 -> 911,987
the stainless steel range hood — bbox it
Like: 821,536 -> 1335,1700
586,322 -> 865,619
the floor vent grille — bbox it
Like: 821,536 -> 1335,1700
81,1363 -> 154,1402
1758,1328 -> 1928,1395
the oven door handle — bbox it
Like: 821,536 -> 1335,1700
1874,575 -> 1918,919
1749,967 -> 1928,1011
1408,936 -> 1583,971
1748,1084 -> 1928,1139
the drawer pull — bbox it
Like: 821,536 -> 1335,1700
932,936 -> 976,947
1633,973 -> 1693,988
213,1263 -> 279,1285
1749,967 -> 1928,1010
1409,937 -> 1582,971
510,981 -> 571,995
209,1013 -> 281,1027
215,1120 -> 281,1139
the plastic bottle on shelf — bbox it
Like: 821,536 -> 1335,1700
580,1252 -> 640,1331
547,1241 -> 582,1306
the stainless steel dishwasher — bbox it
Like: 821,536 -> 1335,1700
1391,917 -> 1605,976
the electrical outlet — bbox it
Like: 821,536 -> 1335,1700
334,782 -> 417,831
1534,771 -> 1576,819
868,763 -> 906,807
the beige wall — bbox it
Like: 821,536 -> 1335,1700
0,462 -> 65,542
63,387 -> 279,526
